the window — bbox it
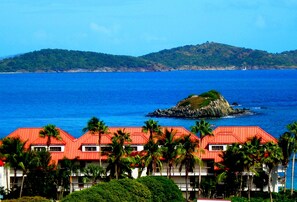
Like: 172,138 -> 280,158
49,146 -> 62,152
211,145 -> 224,151
130,147 -> 137,151
85,146 -> 97,151
78,176 -> 84,188
34,147 -> 46,152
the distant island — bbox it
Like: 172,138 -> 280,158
1,42 -> 297,72
147,90 -> 250,119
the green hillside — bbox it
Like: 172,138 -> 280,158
141,42 -> 297,69
1,42 -> 297,72
0,49 -> 163,72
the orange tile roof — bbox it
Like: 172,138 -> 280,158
201,126 -> 277,163
4,126 -> 277,166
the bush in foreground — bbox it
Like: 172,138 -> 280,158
61,176 -> 183,202
2,196 -> 50,202
137,176 -> 183,202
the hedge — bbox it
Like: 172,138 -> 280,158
61,176 -> 183,202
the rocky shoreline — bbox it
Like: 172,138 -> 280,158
147,90 -> 250,119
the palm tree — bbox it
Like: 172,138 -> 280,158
58,157 -> 80,193
157,128 -> 179,178
218,143 -> 245,197
191,119 -> 213,198
142,119 -> 162,141
18,150 -> 38,198
287,121 -> 297,195
241,136 -> 262,201
278,132 -> 294,192
82,117 -> 109,167
106,129 -> 132,179
143,138 -> 163,176
83,164 -> 105,185
261,142 -> 283,202
0,137 -> 26,188
176,134 -> 200,201
39,124 -> 62,151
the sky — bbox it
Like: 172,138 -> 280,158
1,0 -> 297,57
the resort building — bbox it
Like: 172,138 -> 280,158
0,126 -> 280,196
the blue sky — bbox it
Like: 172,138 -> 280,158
1,0 -> 297,57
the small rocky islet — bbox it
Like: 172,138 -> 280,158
147,90 -> 250,119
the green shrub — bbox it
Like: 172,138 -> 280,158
62,178 -> 153,202
117,178 -> 151,201
2,196 -> 50,202
137,176 -> 183,202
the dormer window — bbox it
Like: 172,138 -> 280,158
33,146 -> 46,152
85,146 -> 97,151
49,146 -> 62,152
209,144 -> 227,151
211,145 -> 224,151
82,145 -> 99,152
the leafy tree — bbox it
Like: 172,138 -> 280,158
82,117 -> 109,167
142,119 -> 162,141
83,164 -> 105,185
143,138 -> 163,176
261,142 -> 283,202
57,157 -> 80,196
0,137 -> 26,188
241,136 -> 262,201
176,134 -> 200,201
18,150 -> 39,198
218,143 -> 245,197
24,151 -> 57,199
106,129 -> 133,179
287,121 -> 297,195
157,128 -> 180,178
191,119 -> 213,198
278,132 -> 295,192
39,124 -> 61,151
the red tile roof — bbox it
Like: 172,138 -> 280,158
3,126 -> 276,166
201,126 -> 277,163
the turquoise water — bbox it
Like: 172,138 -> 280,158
0,70 -> 297,188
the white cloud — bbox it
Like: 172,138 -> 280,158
33,30 -> 48,40
89,22 -> 119,36
255,15 -> 266,29
142,33 -> 167,42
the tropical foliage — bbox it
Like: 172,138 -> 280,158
1,119 -> 297,201
39,124 -> 62,151
82,117 -> 109,166
61,176 -> 182,202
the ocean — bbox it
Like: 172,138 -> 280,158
0,70 -> 297,186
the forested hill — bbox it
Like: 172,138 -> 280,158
141,42 -> 297,70
1,42 -> 297,72
0,49 -> 166,72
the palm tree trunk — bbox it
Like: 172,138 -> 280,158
13,168 -> 17,188
268,170 -> 273,202
167,161 -> 169,178
284,166 -> 287,193
247,174 -> 251,202
291,152 -> 295,196
19,173 -> 25,198
99,133 -> 102,167
198,143 -> 202,199
198,164 -> 201,198
239,173 -> 243,197
6,167 -> 9,190
185,169 -> 188,201
69,175 -> 73,193
115,164 -> 118,180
